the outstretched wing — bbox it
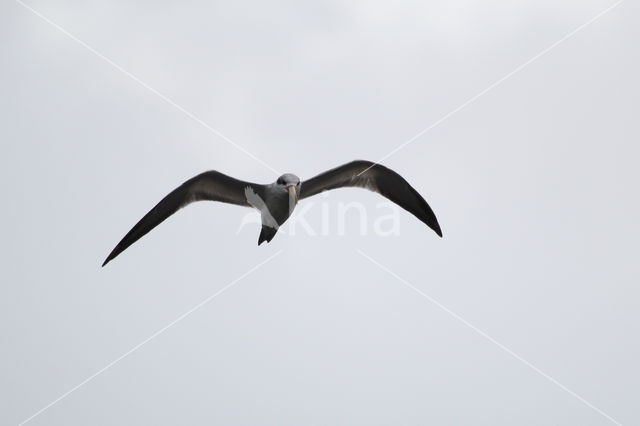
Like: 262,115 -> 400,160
102,171 -> 264,266
299,160 -> 442,237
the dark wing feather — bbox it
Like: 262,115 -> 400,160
300,160 -> 442,237
102,171 -> 263,266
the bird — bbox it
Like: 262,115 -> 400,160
102,160 -> 442,266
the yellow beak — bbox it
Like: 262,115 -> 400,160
286,185 -> 298,204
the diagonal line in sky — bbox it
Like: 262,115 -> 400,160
16,250 -> 283,426
14,0 -> 281,175
357,250 -> 623,426
357,0 -> 624,176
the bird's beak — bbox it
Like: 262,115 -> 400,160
286,185 -> 298,204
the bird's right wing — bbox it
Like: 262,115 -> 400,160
102,171 -> 264,266
300,160 -> 442,237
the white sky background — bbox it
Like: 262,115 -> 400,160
1,0 -> 638,424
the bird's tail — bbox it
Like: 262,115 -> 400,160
258,225 -> 278,245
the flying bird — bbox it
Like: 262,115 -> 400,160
102,160 -> 442,266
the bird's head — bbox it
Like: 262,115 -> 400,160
276,173 -> 300,204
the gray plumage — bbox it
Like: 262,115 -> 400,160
102,160 -> 442,266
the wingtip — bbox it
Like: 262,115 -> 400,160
102,251 -> 116,267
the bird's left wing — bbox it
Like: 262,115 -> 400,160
102,171 -> 264,266
299,160 -> 442,237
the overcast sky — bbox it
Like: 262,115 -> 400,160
1,0 -> 639,425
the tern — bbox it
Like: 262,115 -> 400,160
102,160 -> 442,266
